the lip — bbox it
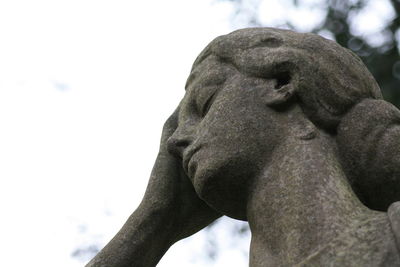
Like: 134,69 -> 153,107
182,145 -> 201,177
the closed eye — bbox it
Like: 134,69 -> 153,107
201,90 -> 218,117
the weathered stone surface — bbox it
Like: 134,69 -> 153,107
87,28 -> 400,266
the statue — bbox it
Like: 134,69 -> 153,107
86,28 -> 400,266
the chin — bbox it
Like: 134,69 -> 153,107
191,156 -> 256,221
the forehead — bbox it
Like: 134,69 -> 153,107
185,56 -> 226,88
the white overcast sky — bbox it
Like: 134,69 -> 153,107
0,0 -> 394,266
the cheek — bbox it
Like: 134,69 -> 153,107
195,90 -> 278,171
189,87 -> 281,218
192,117 -> 272,220
200,95 -> 276,162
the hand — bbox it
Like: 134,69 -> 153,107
140,106 -> 221,242
86,107 -> 221,267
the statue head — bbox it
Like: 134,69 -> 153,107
167,28 -> 384,219
191,28 -> 382,130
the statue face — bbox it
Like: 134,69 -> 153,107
167,54 -> 288,220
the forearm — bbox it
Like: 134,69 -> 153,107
86,204 -> 176,267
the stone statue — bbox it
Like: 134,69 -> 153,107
86,28 -> 400,266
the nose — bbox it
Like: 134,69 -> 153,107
167,130 -> 192,159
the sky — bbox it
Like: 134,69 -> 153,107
0,0 -> 394,266
0,0 -> 245,266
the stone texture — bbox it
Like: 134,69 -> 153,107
87,28 -> 400,267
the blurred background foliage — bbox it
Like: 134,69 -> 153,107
218,0 -> 400,106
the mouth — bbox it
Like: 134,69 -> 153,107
182,145 -> 201,177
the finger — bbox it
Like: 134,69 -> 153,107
166,106 -> 180,126
162,106 -> 180,139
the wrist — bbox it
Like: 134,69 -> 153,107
86,204 -> 177,267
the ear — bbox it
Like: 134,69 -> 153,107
264,71 -> 297,107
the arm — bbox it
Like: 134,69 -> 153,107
85,204 -> 176,267
86,108 -> 221,267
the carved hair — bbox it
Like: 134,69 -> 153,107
337,99 -> 400,211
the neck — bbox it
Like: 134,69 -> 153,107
247,130 -> 380,266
